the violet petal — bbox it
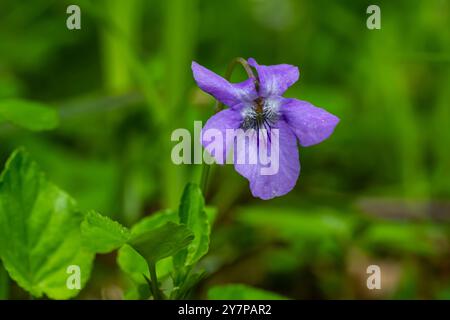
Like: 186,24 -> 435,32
201,107 -> 244,164
192,61 -> 258,107
281,98 -> 339,147
248,58 -> 299,97
234,120 -> 300,199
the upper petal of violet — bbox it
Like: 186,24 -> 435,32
281,98 -> 339,147
248,58 -> 299,98
192,61 -> 258,107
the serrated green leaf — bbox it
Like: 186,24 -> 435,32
0,99 -> 59,131
208,284 -> 288,300
0,149 -> 94,299
130,222 -> 194,264
81,210 -> 130,253
177,183 -> 210,266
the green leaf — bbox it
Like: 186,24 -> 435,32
130,209 -> 177,238
130,209 -> 179,273
130,222 -> 194,264
208,284 -> 288,300
0,99 -> 59,131
118,211 -> 180,286
171,271 -> 206,299
81,210 -> 131,253
177,183 -> 210,266
123,283 -> 151,300
117,244 -> 150,285
0,149 -> 94,299
205,206 -> 218,226
117,245 -> 174,284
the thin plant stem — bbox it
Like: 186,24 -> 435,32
200,160 -> 210,195
148,262 -> 162,300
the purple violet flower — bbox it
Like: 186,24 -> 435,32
192,58 -> 339,200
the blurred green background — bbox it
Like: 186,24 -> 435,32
1,0 -> 450,299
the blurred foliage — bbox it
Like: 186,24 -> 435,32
0,0 -> 449,299
0,99 -> 59,131
208,284 -> 288,300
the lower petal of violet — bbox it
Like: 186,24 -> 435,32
234,119 -> 300,200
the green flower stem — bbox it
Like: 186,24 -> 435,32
200,57 -> 257,196
148,262 -> 163,300
200,161 -> 211,196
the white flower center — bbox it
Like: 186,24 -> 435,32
241,97 -> 280,131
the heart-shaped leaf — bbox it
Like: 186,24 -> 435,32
0,149 -> 94,299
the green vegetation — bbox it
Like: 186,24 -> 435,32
0,0 -> 449,299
